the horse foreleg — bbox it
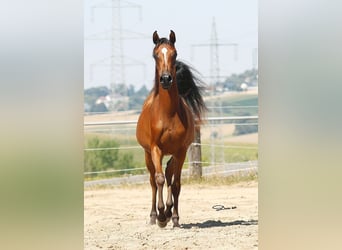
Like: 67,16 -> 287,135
165,157 -> 174,221
155,172 -> 167,227
145,151 -> 157,225
151,146 -> 167,227
149,174 -> 157,225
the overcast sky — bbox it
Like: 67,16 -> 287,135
84,0 -> 258,90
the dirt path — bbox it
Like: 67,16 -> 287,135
84,181 -> 258,249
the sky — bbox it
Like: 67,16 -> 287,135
84,0 -> 258,90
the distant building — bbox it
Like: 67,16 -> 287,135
240,83 -> 248,91
95,95 -> 112,109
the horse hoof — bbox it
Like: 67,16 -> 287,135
157,220 -> 168,228
172,216 -> 180,227
173,222 -> 180,228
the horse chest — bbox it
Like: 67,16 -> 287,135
154,120 -> 188,151
160,127 -> 182,144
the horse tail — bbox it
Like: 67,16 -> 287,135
176,60 -> 207,122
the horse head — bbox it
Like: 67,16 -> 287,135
152,30 -> 177,90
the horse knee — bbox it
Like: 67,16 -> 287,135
155,173 -> 165,186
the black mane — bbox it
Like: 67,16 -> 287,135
175,60 -> 207,121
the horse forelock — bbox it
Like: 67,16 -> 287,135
157,37 -> 172,46
153,38 -> 175,53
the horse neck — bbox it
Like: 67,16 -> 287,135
157,81 -> 179,117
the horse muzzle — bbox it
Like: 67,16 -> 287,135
160,73 -> 173,90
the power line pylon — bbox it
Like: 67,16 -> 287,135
191,18 -> 238,89
191,17 -> 238,167
87,0 -> 145,108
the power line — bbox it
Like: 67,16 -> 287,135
191,18 -> 239,166
87,0 -> 147,111
191,18 -> 238,88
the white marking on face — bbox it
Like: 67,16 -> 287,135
161,47 -> 168,64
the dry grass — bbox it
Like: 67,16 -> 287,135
182,171 -> 258,186
84,171 -> 258,191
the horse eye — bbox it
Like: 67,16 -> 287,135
173,52 -> 177,59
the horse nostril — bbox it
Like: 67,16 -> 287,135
160,74 -> 172,84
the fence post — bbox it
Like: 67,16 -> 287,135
189,125 -> 202,179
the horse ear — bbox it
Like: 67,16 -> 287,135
153,31 -> 159,44
169,30 -> 176,44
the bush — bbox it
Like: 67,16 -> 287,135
118,153 -> 135,174
232,111 -> 258,136
90,103 -> 108,113
233,124 -> 258,136
84,136 -> 119,173
84,136 -> 142,178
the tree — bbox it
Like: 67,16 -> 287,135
128,85 -> 150,110
84,86 -> 111,111
136,85 -> 149,96
90,103 -> 108,113
233,124 -> 258,135
232,111 -> 258,135
126,84 -> 135,97
222,68 -> 258,91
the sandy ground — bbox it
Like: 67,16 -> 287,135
84,181 -> 258,249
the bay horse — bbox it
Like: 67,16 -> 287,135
136,30 -> 206,228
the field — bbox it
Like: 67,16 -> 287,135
84,180 -> 258,249
84,92 -> 258,249
84,92 -> 258,179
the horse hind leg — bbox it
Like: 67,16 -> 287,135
171,172 -> 181,227
171,151 -> 187,227
165,157 -> 174,222
149,173 -> 157,225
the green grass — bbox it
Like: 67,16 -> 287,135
199,142 -> 258,167
207,93 -> 258,117
84,139 -> 257,181
84,135 -> 258,180
84,93 -> 258,180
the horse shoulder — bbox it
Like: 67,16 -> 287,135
142,93 -> 154,108
136,94 -> 155,149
